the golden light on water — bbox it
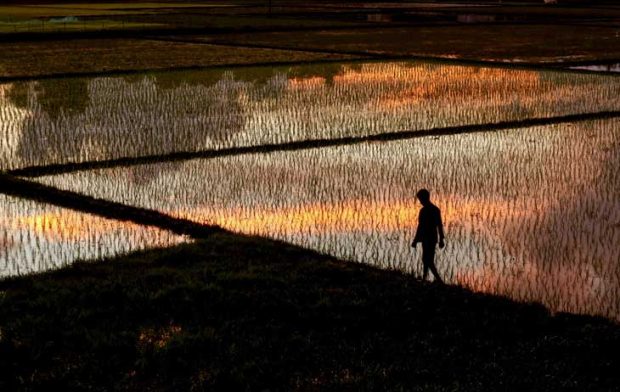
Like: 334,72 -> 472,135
287,76 -> 327,90
371,67 -> 541,109
182,196 -> 531,236
0,195 -> 188,277
13,212 -> 104,241
195,200 -> 418,233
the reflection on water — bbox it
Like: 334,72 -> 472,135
2,61 -> 620,170
38,119 -> 620,320
0,194 -> 188,277
570,64 -> 620,74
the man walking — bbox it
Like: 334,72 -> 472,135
411,189 -> 445,284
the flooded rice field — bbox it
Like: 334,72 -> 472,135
35,118 -> 620,320
1,61 -> 620,170
569,63 -> 620,74
1,59 -> 619,321
0,194 -> 188,277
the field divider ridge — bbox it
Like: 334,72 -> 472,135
8,110 -> 620,179
0,174 -> 226,239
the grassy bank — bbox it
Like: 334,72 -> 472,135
1,232 -> 618,391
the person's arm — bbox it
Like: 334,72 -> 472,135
411,211 -> 422,247
437,208 -> 445,248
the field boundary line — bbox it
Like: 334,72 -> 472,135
0,57 -> 367,83
0,174 -> 225,239
8,110 -> 620,178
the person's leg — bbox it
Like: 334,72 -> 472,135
421,242 -> 430,280
422,242 -> 443,284
427,262 -> 443,284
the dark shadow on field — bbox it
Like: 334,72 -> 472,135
0,232 -> 619,391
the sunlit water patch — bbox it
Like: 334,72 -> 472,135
2,61 -> 620,170
37,119 -> 620,320
0,194 -> 189,277
570,63 -> 620,74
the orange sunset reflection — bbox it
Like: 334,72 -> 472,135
0,195 -> 188,277
288,76 -> 327,90
181,197 -> 532,236
12,212 -> 113,242
171,189 -> 618,320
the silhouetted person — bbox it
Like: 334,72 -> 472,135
411,189 -> 445,284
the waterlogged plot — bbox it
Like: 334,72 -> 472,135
570,64 -> 620,73
2,61 -> 620,170
38,119 -> 620,320
0,194 -> 188,277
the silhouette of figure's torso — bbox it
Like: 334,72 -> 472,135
415,203 -> 442,244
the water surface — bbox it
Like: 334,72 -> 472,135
570,63 -> 620,74
2,61 -> 619,170
0,194 -> 189,277
37,118 -> 620,320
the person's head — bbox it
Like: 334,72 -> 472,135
416,188 -> 431,205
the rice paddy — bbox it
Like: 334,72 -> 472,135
2,1 -> 620,387
1,59 -> 619,322
0,193 -> 189,277
34,117 -> 620,320
1,61 -> 619,170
